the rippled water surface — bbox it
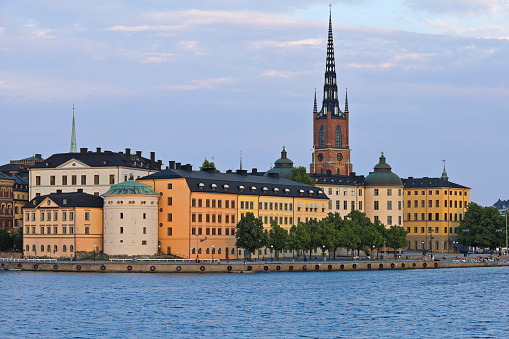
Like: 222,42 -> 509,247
1,267 -> 508,338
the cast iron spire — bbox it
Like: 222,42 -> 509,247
313,88 -> 317,113
344,88 -> 349,114
319,7 -> 342,118
70,104 -> 77,153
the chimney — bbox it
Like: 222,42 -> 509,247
150,152 -> 155,169
236,169 -> 248,176
169,161 -> 175,169
35,154 -> 42,159
56,189 -> 62,194
96,147 -> 101,153
125,148 -> 131,166
251,168 -> 258,175
226,169 -> 232,173
176,162 -> 181,170
350,172 -> 356,177
157,160 -> 162,170
77,189 -> 84,193
80,148 -> 87,154
182,164 -> 193,172
136,151 -> 142,158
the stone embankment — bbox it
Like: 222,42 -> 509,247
2,260 -> 508,273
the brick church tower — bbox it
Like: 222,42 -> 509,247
311,10 -> 352,175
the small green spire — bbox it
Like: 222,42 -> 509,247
70,104 -> 77,153
441,159 -> 449,181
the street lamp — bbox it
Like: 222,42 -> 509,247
211,245 -> 214,263
322,245 -> 325,262
421,241 -> 425,255
453,241 -> 458,254
93,244 -> 96,261
372,245 -> 375,260
270,245 -> 273,262
429,229 -> 434,255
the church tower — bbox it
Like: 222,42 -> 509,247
70,105 -> 77,153
311,9 -> 351,175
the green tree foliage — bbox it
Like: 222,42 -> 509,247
336,222 -> 360,260
289,166 -> 315,186
0,228 -> 14,251
199,158 -> 220,172
268,220 -> 289,259
385,225 -> 408,257
235,212 -> 266,258
458,202 -> 506,250
292,222 -> 312,259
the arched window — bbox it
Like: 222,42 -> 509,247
206,248 -> 210,254
63,245 -> 67,252
231,248 -> 235,255
47,245 -> 51,253
70,245 -> 74,253
212,247 -> 215,254
192,248 -> 196,255
198,248 -> 202,255
26,245 -> 29,252
335,125 -> 342,148
319,126 -> 325,148
32,245 -> 36,252
41,245 -> 45,252
54,245 -> 58,253
218,248 -> 221,255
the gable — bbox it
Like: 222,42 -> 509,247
57,158 -> 91,170
37,197 -> 61,209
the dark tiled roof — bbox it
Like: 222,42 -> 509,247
0,163 -> 29,174
140,168 -> 329,200
32,150 -> 160,170
0,173 -> 29,190
402,177 -> 470,189
23,191 -> 104,209
310,173 -> 365,186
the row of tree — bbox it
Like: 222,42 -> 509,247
458,202 -> 507,250
235,211 -> 408,260
0,228 -> 22,252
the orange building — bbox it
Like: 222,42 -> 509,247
23,189 -> 103,259
138,164 -> 329,260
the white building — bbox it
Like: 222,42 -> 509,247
29,147 -> 162,199
103,177 -> 160,256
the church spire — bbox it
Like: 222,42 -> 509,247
344,88 -> 349,114
441,159 -> 449,181
319,5 -> 342,118
313,88 -> 317,113
70,104 -> 77,153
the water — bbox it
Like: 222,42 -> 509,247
1,267 -> 508,338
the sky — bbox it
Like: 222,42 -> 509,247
1,0 -> 508,206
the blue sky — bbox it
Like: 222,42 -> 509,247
1,0 -> 508,206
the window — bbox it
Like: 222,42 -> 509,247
421,227 -> 424,233
421,213 -> 425,220
421,200 -> 425,208
319,125 -> 325,148
218,200 -> 222,208
93,175 -> 99,185
62,211 -> 67,221
225,215 -> 229,223
436,200 -> 439,207
212,214 -> 216,223
398,201 -> 401,210
343,201 -> 347,210
168,227 -> 172,236
414,213 -> 418,221
225,228 -> 229,235
387,201 -> 392,210
206,214 -> 210,223
387,216 -> 392,226
206,228 -> 210,235
168,183 -> 172,189
198,199 -> 202,207
374,189 -> 379,196
387,189 -> 392,196
167,213 -> 172,222
192,214 -> 196,222
40,212 -> 44,221
70,245 -> 74,252
167,197 -> 172,205
351,201 -> 355,210
47,212 -> 51,221
336,201 -> 340,210
232,215 -> 235,223
359,189 -> 362,197
36,176 -> 41,185
206,199 -> 210,208
351,189 -> 355,196
428,213 -> 432,221
62,227 -> 67,234
192,199 -> 196,207
54,227 -> 58,234
120,227 -> 124,234
63,245 -> 67,252
212,228 -> 216,235
328,188 -> 333,195
374,201 -> 379,210
81,175 -> 86,185
436,213 -> 439,221
85,227 -> 89,234
225,200 -> 229,208
335,125 -> 342,148
192,227 -> 196,235
109,175 -> 115,185
70,227 -> 74,234
120,212 -> 124,219
50,175 -> 55,185
398,189 -> 402,196
54,212 -> 58,221
143,213 -> 146,219
240,201 -> 244,209
343,189 -> 347,196
85,212 -> 89,221
71,175 -> 77,185
231,228 -> 235,235
218,228 -> 222,235
358,201 -> 363,210
62,175 -> 67,185
212,200 -> 216,208
414,227 -> 417,233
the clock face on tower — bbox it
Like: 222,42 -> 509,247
337,153 -> 343,161
317,153 -> 323,162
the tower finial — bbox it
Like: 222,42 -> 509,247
313,88 -> 317,113
240,150 -> 243,170
344,87 -> 349,113
70,104 -> 77,153
441,158 -> 449,181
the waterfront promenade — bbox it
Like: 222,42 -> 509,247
2,253 -> 507,273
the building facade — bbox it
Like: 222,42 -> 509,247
103,178 -> 160,256
311,11 -> 352,176
23,190 -> 103,259
403,168 -> 470,253
29,147 -> 161,199
138,164 -> 329,260
0,176 -> 15,228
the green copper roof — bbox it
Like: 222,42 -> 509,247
365,152 -> 402,186
103,178 -> 159,196
264,146 -> 294,179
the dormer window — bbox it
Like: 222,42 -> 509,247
262,187 -> 268,193
318,191 -> 323,196
299,189 -> 304,196
199,183 -> 204,190
309,190 -> 314,196
239,185 -> 244,193
211,184 -> 217,191
251,186 -> 256,193
223,184 -> 229,191
273,188 -> 279,193
284,188 -> 290,195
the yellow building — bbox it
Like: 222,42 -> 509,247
138,164 -> 328,260
403,167 -> 470,253
23,189 -> 103,259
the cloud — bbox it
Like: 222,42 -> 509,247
0,27 -> 4,33
23,24 -> 56,39
404,0 -> 496,16
423,19 -> 509,38
261,69 -> 305,78
163,77 -> 235,91
252,38 -> 323,49
108,24 -> 181,32
141,52 -> 175,63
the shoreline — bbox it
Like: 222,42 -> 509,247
2,259 -> 508,273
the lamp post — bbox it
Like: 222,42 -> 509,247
429,229 -> 434,255
93,244 -> 96,261
211,245 -> 214,263
453,241 -> 458,254
270,245 -> 273,262
195,234 -> 199,261
421,241 -> 425,254
322,245 -> 325,262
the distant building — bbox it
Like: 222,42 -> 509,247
29,147 -> 162,199
402,165 -> 470,253
264,147 -> 294,179
493,199 -> 509,216
10,154 -> 44,168
103,176 -> 160,256
138,163 -> 329,260
0,175 -> 15,228
23,190 -> 103,259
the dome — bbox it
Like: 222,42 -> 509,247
264,146 -> 294,179
103,175 -> 159,196
364,153 -> 402,186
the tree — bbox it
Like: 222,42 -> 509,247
385,225 -> 408,258
268,220 -> 289,260
235,212 -> 265,259
337,222 -> 360,260
458,202 -> 505,251
458,202 -> 483,249
315,219 -> 337,258
289,166 -> 315,186
292,222 -> 311,260
0,228 -> 14,252
199,158 -> 219,172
